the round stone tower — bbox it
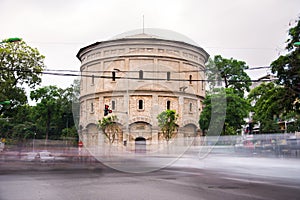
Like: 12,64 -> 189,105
76,30 -> 209,150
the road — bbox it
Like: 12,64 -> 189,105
1,152 -> 300,200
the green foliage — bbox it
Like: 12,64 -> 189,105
0,84 -> 78,142
261,119 -> 281,133
248,16 -> 300,133
248,82 -> 291,133
199,88 -> 227,136
0,40 -> 45,142
200,88 -> 249,135
98,115 -> 119,143
287,119 -> 300,133
0,42 -> 78,142
29,85 -> 77,140
0,40 -> 45,116
271,17 -> 300,115
30,86 -> 62,140
207,55 -> 251,97
11,122 -> 36,140
61,126 -> 78,139
157,110 -> 178,141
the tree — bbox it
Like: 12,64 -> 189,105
0,95 -> 38,143
271,17 -> 300,115
200,88 -> 250,135
30,85 -> 78,141
157,110 -> 178,141
56,85 -> 78,139
207,55 -> 251,97
30,86 -> 63,141
248,82 -> 283,132
98,115 -> 120,144
247,16 -> 300,133
0,40 -> 45,116
199,89 -> 226,135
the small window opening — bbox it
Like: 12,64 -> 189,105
91,103 -> 94,113
138,99 -> 144,110
111,100 -> 116,110
139,70 -> 144,79
167,72 -> 171,81
91,75 -> 94,85
167,100 -> 171,110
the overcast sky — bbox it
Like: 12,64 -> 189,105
1,0 -> 299,88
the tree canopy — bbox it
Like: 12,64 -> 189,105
247,16 -> 300,133
0,40 -> 78,144
248,82 -> 287,133
98,115 -> 120,144
207,55 -> 251,97
157,110 -> 178,141
200,88 -> 249,135
271,18 -> 300,115
0,40 -> 45,116
30,85 -> 77,141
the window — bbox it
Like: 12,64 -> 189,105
139,70 -> 144,79
167,72 -> 171,81
111,100 -> 116,110
138,99 -> 144,110
189,75 -> 192,84
189,102 -> 193,112
112,71 -> 116,81
91,75 -> 94,85
166,100 -> 171,110
91,102 -> 94,113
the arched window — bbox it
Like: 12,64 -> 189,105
167,72 -> 171,81
138,99 -> 144,110
91,75 -> 95,85
139,70 -> 144,79
189,75 -> 192,84
111,100 -> 116,110
112,71 -> 116,81
166,100 -> 171,110
91,102 -> 94,113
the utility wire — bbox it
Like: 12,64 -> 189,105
0,67 -> 277,83
42,66 -> 271,74
0,66 -> 276,82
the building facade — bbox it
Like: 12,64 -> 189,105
76,33 -> 209,150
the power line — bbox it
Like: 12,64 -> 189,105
0,67 -> 277,83
42,66 -> 271,74
39,71 -> 280,83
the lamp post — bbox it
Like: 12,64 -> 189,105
33,132 -> 36,152
113,68 -> 129,146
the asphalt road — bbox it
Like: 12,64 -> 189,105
1,155 -> 300,200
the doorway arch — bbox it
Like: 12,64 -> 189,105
135,137 -> 146,153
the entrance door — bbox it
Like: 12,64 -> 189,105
135,137 -> 146,153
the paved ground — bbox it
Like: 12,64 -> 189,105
1,152 -> 300,200
1,166 -> 299,200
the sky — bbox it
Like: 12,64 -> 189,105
1,0 -> 300,89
